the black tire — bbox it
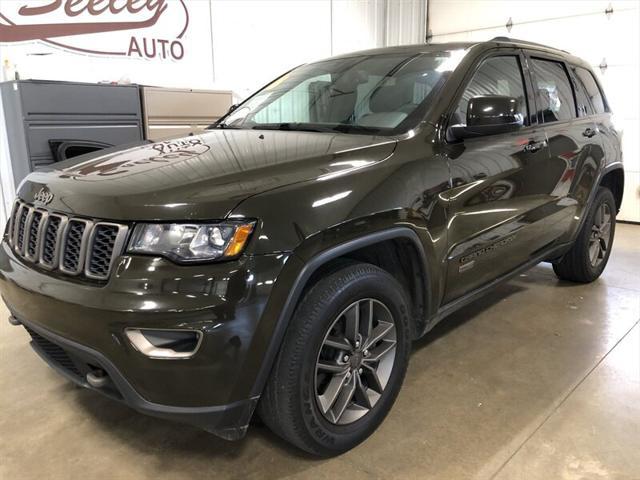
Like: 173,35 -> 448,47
553,187 -> 616,283
258,262 -> 412,456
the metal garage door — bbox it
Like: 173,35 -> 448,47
428,0 -> 640,222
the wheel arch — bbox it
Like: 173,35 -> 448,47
250,227 -> 430,398
599,165 -> 624,213
568,162 -> 624,247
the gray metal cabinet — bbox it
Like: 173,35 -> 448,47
0,80 -> 144,187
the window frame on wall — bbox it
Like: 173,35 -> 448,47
524,51 -> 579,125
444,47 -> 539,140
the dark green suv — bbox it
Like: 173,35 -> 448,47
0,38 -> 624,456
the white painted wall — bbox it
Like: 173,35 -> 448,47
0,0 -> 426,95
204,0 -> 427,97
0,0 -> 216,88
428,0 -> 640,222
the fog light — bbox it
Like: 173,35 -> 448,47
125,328 -> 202,359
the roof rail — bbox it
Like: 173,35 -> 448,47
490,36 -> 570,54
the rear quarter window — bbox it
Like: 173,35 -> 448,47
571,68 -> 594,117
575,67 -> 607,114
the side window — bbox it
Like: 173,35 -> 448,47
571,69 -> 594,117
453,56 -> 528,126
575,67 -> 606,114
530,58 -> 575,123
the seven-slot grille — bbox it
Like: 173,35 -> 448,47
6,200 -> 127,280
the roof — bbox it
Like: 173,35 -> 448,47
324,37 -> 578,62
326,42 -> 476,59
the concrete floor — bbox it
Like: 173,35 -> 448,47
1,224 -> 638,480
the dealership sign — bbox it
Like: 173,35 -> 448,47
0,0 -> 190,60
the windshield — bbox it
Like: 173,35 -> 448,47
216,49 -> 468,135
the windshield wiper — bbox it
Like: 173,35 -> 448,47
250,123 -> 334,133
212,122 -> 241,129
250,123 -> 383,134
329,124 -> 383,135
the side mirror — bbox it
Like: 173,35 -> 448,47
449,96 -> 524,140
227,104 -> 239,114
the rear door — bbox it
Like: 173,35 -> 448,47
442,49 -> 557,303
526,53 -> 604,244
572,65 -> 620,167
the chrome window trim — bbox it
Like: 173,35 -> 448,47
59,218 -> 94,276
84,223 -> 129,280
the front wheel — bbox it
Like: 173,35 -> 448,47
258,262 -> 411,456
553,187 -> 616,283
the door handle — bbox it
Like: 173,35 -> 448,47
582,128 -> 597,138
523,140 -> 546,154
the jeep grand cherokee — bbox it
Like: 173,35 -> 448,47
0,38 -> 624,456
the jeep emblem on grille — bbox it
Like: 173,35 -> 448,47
34,187 -> 54,205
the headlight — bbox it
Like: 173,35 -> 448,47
127,221 -> 255,263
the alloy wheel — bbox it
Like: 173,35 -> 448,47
589,202 -> 612,267
314,298 -> 397,425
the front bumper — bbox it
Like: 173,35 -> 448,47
14,315 -> 258,439
0,239 -> 291,439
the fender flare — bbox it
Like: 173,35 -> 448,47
250,226 -> 430,398
598,162 -> 624,209
548,162 -> 624,264
574,162 -> 624,239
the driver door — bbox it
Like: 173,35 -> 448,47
442,50 -> 559,303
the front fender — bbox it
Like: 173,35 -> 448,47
242,222 -> 440,401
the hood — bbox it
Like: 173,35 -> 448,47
18,129 -> 396,221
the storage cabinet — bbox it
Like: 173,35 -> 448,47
141,86 -> 233,141
0,80 -> 144,187
0,81 -> 234,227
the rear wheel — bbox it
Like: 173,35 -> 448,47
258,262 -> 411,456
553,187 -> 616,283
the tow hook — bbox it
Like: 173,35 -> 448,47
86,369 -> 109,388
